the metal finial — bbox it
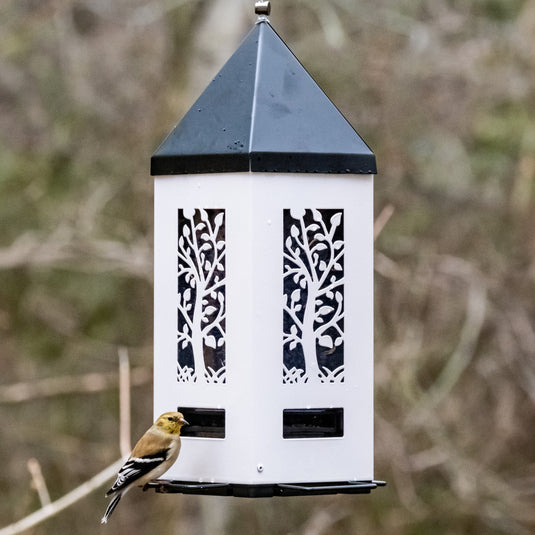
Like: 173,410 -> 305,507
255,1 -> 271,16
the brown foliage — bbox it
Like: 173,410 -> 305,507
1,0 -> 534,534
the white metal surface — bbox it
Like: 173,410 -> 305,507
153,172 -> 374,484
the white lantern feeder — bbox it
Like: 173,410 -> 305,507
149,2 -> 385,497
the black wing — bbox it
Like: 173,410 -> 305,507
106,449 -> 169,495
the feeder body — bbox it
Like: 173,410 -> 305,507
153,172 -> 374,485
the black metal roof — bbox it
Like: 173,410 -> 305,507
151,20 -> 376,176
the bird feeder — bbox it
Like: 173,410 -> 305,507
149,3 -> 384,497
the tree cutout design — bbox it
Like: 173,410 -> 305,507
283,209 -> 344,384
177,209 -> 226,383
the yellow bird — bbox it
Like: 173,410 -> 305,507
101,412 -> 188,523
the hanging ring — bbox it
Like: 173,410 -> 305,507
255,1 -> 271,16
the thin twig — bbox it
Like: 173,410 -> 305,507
118,347 -> 132,457
408,257 -> 487,423
0,459 -> 125,535
0,345 -> 138,533
0,231 -> 151,279
374,203 -> 395,241
27,459 -> 51,507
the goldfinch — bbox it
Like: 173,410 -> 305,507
101,412 -> 188,524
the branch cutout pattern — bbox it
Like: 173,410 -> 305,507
283,209 -> 345,384
177,209 -> 226,383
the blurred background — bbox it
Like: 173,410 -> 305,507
1,0 -> 534,533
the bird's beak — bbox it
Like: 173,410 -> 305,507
181,418 -> 189,426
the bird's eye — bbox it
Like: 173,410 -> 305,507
167,417 -> 173,421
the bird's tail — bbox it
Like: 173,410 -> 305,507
101,492 -> 122,524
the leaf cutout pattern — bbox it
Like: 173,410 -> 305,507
177,209 -> 226,383
283,209 -> 345,384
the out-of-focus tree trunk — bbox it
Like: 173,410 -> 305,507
187,0 -> 251,101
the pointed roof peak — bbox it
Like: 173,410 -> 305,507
151,21 -> 376,176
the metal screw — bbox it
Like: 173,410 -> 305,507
257,463 -> 264,473
255,1 -> 271,16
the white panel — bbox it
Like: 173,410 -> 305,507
248,173 -> 374,483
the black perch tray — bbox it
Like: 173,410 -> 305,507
146,479 -> 386,498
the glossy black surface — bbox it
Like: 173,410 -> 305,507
151,21 -> 376,175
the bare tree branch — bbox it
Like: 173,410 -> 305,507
0,230 -> 152,279
0,458 -> 124,535
118,347 -> 132,457
0,368 -> 151,404
374,203 -> 395,241
27,459 -> 51,507
408,257 -> 487,423
0,346 -> 136,534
